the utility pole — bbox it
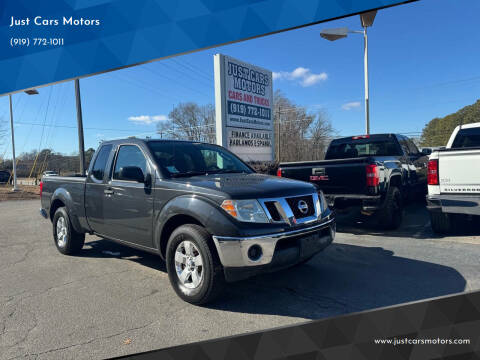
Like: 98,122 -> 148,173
75,79 -> 86,175
9,94 -> 18,191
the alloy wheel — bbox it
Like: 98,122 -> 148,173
56,216 -> 68,248
174,240 -> 204,289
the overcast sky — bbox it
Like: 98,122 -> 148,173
1,0 -> 479,157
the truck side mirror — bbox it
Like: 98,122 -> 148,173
119,166 -> 145,183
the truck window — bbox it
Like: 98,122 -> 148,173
325,137 -> 402,159
407,139 -> 420,155
200,149 -> 236,171
147,141 -> 252,176
452,127 -> 480,148
91,144 -> 112,181
397,136 -> 410,155
113,145 -> 147,180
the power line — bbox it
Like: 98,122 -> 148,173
142,66 -> 213,99
168,57 -> 214,84
15,121 -> 142,132
113,72 -> 179,101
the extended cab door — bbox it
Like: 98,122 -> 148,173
101,144 -> 155,248
85,144 -> 114,235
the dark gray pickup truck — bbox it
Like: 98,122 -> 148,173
40,139 -> 335,304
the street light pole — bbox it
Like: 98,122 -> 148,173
320,10 -> 376,135
363,26 -> 370,135
8,89 -> 39,189
9,94 -> 18,191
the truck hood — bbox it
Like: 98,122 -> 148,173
173,173 -> 316,199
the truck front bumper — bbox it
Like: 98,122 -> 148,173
426,194 -> 480,216
212,216 -> 335,282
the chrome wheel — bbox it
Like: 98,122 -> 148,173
56,216 -> 68,248
174,240 -> 203,289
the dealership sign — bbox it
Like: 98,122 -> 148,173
214,54 -> 274,162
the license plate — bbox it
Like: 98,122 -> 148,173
300,231 -> 325,256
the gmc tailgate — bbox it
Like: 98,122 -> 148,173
279,157 -> 369,195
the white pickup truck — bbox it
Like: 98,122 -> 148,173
426,122 -> 480,233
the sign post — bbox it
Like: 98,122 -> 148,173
214,54 -> 274,162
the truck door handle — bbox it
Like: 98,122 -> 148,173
104,188 -> 114,195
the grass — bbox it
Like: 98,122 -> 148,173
0,184 -> 40,201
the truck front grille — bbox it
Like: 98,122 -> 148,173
259,193 -> 320,226
286,195 -> 315,219
264,201 -> 282,222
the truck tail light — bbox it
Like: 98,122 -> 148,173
352,135 -> 370,140
276,168 -> 282,177
366,164 -> 379,186
427,159 -> 439,185
39,181 -> 43,197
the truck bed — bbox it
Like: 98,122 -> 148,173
40,175 -> 87,220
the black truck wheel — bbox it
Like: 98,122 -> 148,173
166,224 -> 225,305
377,186 -> 403,230
430,212 -> 451,234
52,207 -> 85,255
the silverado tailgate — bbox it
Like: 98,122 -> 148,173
280,157 -> 369,194
438,149 -> 480,194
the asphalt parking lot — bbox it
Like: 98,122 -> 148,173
1,200 -> 479,359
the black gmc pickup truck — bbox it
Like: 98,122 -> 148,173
40,139 -> 335,304
277,134 -> 429,229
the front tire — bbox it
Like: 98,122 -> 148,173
377,186 -> 403,230
430,212 -> 451,234
166,224 -> 224,305
52,207 -> 85,255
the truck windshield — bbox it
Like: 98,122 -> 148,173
147,141 -> 253,177
325,137 -> 402,160
452,127 -> 480,148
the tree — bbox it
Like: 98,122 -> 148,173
420,99 -> 480,147
0,148 -> 86,178
157,103 -> 215,143
85,148 -> 96,168
155,96 -> 335,166
274,90 -> 335,162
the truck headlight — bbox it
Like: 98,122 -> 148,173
221,199 -> 269,223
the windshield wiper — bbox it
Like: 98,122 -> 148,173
170,171 -> 208,178
209,169 -> 246,174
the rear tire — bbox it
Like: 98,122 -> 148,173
52,207 -> 85,255
166,224 -> 225,305
430,212 -> 451,234
377,186 -> 403,230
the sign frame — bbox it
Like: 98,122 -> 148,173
214,53 -> 274,162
